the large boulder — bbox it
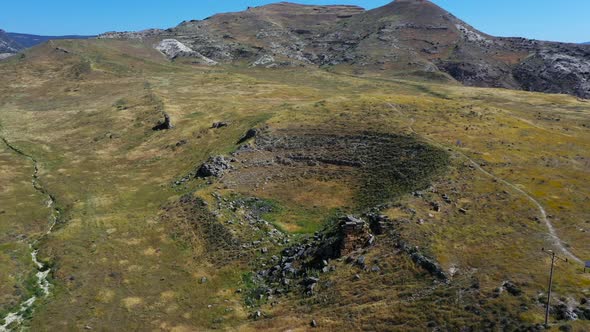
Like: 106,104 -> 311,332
196,156 -> 232,178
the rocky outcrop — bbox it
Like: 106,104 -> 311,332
514,48 -> 590,99
97,29 -> 164,40
155,39 -> 218,65
248,214 -> 374,298
250,54 -> 276,68
196,156 -> 232,178
436,60 -> 517,89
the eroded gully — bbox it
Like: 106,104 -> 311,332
0,137 -> 59,331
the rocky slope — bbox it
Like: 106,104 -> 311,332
99,0 -> 590,99
0,29 -> 21,58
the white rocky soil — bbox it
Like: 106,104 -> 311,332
155,39 -> 217,65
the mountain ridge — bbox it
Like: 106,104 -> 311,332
97,0 -> 590,99
0,29 -> 22,57
0,29 -> 93,58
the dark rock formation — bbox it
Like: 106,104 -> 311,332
502,281 -> 522,296
237,128 -> 258,144
514,48 -> 590,99
211,121 -> 229,129
152,112 -> 173,131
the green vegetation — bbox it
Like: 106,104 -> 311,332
0,39 -> 588,330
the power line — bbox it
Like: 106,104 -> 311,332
541,248 -> 568,327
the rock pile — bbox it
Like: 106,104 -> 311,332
249,215 -> 374,297
197,156 -> 232,178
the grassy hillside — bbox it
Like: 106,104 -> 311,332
0,39 -> 588,331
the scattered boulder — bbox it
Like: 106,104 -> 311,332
442,194 -> 452,204
431,201 -> 441,212
212,121 -> 229,129
356,255 -> 366,267
502,281 -> 522,296
554,303 -> 578,321
302,277 -> 319,286
251,310 -> 262,320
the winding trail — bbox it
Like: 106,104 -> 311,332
0,137 -> 59,331
385,103 -> 583,264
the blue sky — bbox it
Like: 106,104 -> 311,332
2,0 -> 588,43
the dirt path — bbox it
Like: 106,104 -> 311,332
0,137 -> 59,331
386,103 -> 583,264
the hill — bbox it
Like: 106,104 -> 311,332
0,2 -> 589,331
98,0 -> 590,99
0,36 -> 589,331
6,32 -> 94,48
0,29 -> 93,59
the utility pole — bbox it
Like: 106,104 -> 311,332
541,248 -> 568,327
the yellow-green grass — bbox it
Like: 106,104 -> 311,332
0,38 -> 588,330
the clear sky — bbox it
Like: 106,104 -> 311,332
2,0 -> 588,43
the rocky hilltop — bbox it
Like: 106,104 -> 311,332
98,0 -> 590,98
